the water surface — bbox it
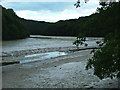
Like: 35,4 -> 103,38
2,35 -> 103,52
20,51 -> 67,64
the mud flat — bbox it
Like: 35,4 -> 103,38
2,49 -> 119,88
2,46 -> 99,62
2,46 -> 76,57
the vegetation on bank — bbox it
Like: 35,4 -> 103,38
19,18 -> 50,35
2,6 -> 29,40
86,30 -> 120,79
73,1 -> 120,79
86,1 -> 120,79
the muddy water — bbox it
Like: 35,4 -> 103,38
2,35 -> 103,52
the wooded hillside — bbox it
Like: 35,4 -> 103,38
2,6 -> 29,40
2,2 -> 119,40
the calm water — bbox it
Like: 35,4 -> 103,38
2,35 -> 103,52
20,51 -> 67,64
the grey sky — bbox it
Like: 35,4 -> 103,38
1,0 -> 100,22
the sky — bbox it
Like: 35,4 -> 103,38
0,0 -> 100,22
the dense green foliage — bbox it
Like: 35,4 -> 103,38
86,31 -> 120,79
2,6 -> 29,40
73,34 -> 88,49
19,18 -> 51,35
86,2 -> 120,79
83,2 -> 119,37
20,17 -> 86,36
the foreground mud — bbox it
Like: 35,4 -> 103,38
2,50 -> 119,88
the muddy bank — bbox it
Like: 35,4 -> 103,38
2,46 -> 76,57
2,50 -> 119,88
2,46 -> 99,63
2,46 -> 100,57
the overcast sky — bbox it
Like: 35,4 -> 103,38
0,0 -> 100,22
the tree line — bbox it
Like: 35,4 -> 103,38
2,1 -> 119,40
2,6 -> 29,40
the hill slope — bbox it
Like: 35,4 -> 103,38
2,6 -> 29,40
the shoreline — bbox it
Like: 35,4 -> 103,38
2,46 -> 99,57
2,46 -> 76,57
1,46 -> 100,65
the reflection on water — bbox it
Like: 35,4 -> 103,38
20,51 -> 67,64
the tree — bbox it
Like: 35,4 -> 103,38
85,1 -> 120,79
74,0 -> 117,8
74,0 -> 89,8
2,6 -> 30,40
73,34 -> 88,49
74,0 -> 120,79
86,31 -> 120,79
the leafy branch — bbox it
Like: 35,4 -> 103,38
73,34 -> 88,49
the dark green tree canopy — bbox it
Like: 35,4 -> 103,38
85,1 -> 120,79
2,6 -> 30,40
